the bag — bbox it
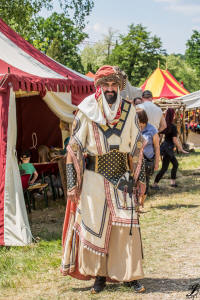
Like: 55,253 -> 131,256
160,141 -> 174,158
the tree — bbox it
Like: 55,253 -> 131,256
108,24 -> 166,86
0,0 -> 94,37
81,42 -> 108,73
185,30 -> 200,76
164,54 -> 200,92
28,13 -> 86,72
103,27 -> 118,60
80,28 -> 118,73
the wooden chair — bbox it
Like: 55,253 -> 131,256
27,183 -> 48,209
21,174 -> 32,213
21,175 -> 48,212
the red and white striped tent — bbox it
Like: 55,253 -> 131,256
141,67 -> 189,99
0,18 -> 95,246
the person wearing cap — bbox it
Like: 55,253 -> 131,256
138,90 -> 166,132
61,65 -> 147,294
19,150 -> 38,184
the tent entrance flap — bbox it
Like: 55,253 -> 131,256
16,95 -> 62,162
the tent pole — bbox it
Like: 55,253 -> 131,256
182,108 -> 186,144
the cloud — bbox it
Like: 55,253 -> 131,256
91,23 -> 107,34
85,22 -> 108,40
170,4 -> 200,15
154,0 -> 179,3
153,0 -> 200,16
192,17 -> 200,23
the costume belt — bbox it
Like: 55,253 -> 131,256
85,149 -> 131,186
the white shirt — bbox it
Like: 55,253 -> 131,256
137,101 -> 163,130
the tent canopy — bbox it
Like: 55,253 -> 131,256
176,90 -> 200,110
0,18 -> 95,105
141,68 -> 189,99
85,71 -> 95,78
0,18 -> 95,247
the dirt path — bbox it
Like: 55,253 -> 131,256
187,130 -> 200,147
1,170 -> 200,300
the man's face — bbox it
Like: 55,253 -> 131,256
101,81 -> 119,104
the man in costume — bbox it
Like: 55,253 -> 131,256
61,65 -> 146,294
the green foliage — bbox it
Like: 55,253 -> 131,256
0,237 -> 61,289
0,0 -> 94,34
163,54 -> 200,92
80,28 -> 117,73
0,0 -> 94,72
81,42 -> 108,73
108,24 -> 166,86
185,30 -> 200,76
27,13 -> 86,72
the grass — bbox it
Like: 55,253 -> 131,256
1,151 -> 200,299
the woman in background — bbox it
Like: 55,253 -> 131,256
136,108 -> 160,195
152,108 -> 188,189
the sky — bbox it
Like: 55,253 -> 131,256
41,0 -> 200,55
83,0 -> 200,54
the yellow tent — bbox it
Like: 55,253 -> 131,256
141,68 -> 189,99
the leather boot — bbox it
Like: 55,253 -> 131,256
91,276 -> 106,294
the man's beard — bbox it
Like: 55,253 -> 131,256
104,91 -> 118,104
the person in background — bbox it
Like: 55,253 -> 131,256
19,150 -> 38,185
152,108 -> 188,189
133,97 -> 142,106
136,108 -> 160,195
138,90 -> 166,132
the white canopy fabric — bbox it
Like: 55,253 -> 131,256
0,31 -> 65,79
43,91 -> 76,122
4,87 -> 32,245
176,90 -> 200,109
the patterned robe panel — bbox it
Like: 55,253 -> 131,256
69,103 -> 145,255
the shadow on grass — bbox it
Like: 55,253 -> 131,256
181,169 -> 200,176
149,183 -> 200,197
72,277 -> 200,294
37,230 -> 62,241
151,204 -> 199,210
142,277 -> 200,294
